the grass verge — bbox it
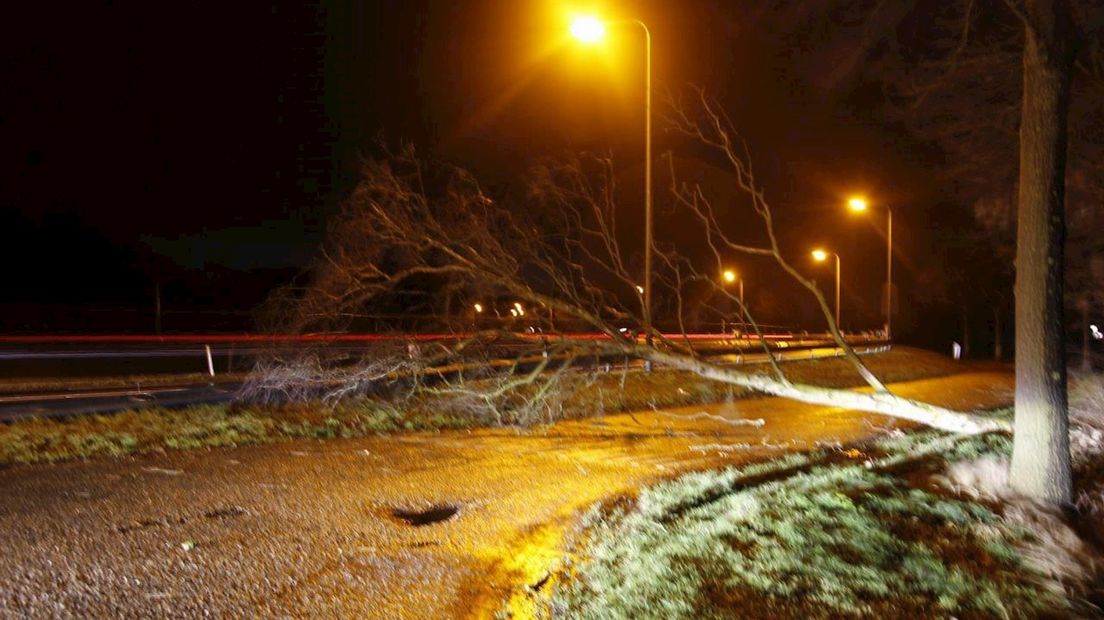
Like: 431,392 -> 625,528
544,430 -> 1075,619
0,347 -> 980,465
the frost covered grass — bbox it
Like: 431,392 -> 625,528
1071,371 -> 1104,461
1068,372 -> 1104,569
549,431 -> 1085,619
925,373 -> 1104,608
0,347 -> 970,465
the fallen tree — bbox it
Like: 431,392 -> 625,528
253,96 -> 1007,436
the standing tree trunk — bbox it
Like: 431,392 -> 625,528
1081,298 -> 1092,372
994,305 -> 1003,361
962,306 -> 971,358
1009,0 -> 1076,504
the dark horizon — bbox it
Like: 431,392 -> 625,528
0,1 -> 1027,354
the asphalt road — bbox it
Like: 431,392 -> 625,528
0,370 -> 1013,619
0,384 -> 237,420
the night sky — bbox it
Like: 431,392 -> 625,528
1,1 -> 1007,344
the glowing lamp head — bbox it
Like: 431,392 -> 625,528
811,249 -> 829,262
635,285 -> 645,294
722,270 -> 737,284
847,197 -> 868,213
473,303 -> 484,313
570,16 -> 606,43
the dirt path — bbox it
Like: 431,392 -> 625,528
0,371 -> 1013,619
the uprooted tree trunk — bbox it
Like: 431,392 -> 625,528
258,123 -> 1007,436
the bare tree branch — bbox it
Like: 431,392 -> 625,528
252,139 -> 1004,435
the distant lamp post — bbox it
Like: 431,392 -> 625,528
570,14 -> 654,367
847,195 -> 892,340
811,249 -> 841,328
513,302 -> 525,317
473,302 -> 484,328
721,269 -> 745,335
721,269 -> 744,305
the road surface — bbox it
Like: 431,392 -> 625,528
0,384 -> 238,421
0,370 -> 1012,619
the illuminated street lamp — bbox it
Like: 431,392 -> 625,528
569,15 -> 605,43
513,302 -> 525,317
811,249 -> 841,328
721,269 -> 744,306
721,269 -> 745,336
570,14 -> 654,364
847,195 -> 892,340
472,302 -> 485,328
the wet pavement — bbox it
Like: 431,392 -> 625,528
0,371 -> 1013,619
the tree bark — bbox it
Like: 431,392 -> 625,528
962,306 -> 971,358
1081,298 -> 1092,372
1009,0 -> 1076,504
994,305 -> 1003,361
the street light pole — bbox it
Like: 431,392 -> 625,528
833,253 -> 841,328
812,249 -> 840,328
738,277 -> 745,336
569,16 -> 653,363
885,207 -> 892,341
635,19 -> 654,369
848,196 -> 892,340
721,269 -> 744,334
